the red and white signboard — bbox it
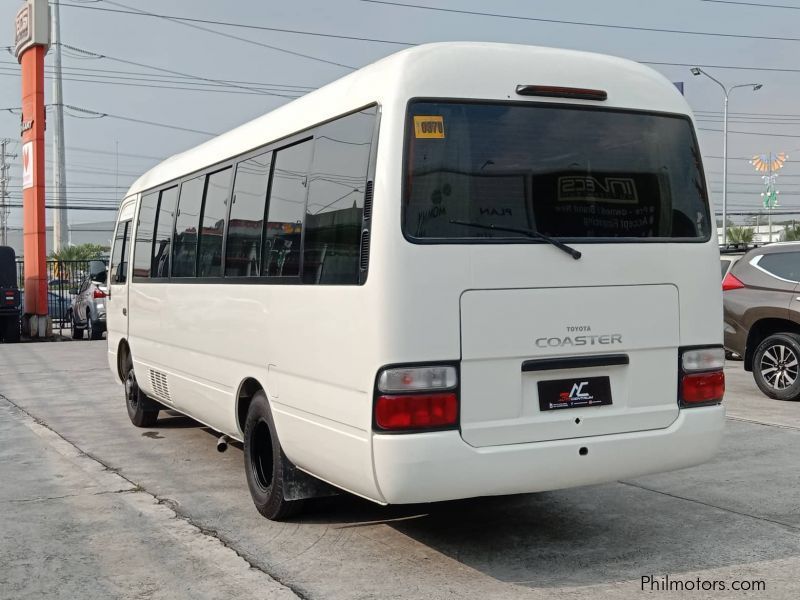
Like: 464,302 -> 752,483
22,140 -> 33,189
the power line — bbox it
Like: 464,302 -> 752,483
0,68 -> 306,98
696,110 -> 800,118
701,0 -> 800,9
1,203 -> 118,211
698,127 -> 800,139
66,145 -> 164,161
54,103 -> 218,136
0,59 -> 316,91
640,59 -> 800,75
59,1 -> 413,46
4,102 -> 216,136
362,0 -> 800,44
54,0 -> 800,78
59,43 -> 302,99
66,0 -> 356,71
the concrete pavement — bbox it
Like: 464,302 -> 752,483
1,341 -> 799,599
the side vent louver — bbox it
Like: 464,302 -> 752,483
359,229 -> 370,271
149,369 -> 172,403
363,180 -> 373,221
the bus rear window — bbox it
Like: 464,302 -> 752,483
403,101 -> 710,242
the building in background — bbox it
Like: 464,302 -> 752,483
4,221 -> 115,257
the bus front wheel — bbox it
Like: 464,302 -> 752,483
243,390 -> 303,520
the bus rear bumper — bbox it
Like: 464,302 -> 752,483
371,405 -> 725,504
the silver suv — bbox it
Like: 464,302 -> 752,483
70,260 -> 108,340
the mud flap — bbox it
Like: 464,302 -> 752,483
281,451 -> 339,501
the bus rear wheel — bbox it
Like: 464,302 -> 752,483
244,390 -> 303,520
124,358 -> 160,427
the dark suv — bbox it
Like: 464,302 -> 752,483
723,242 -> 800,400
0,246 -> 21,343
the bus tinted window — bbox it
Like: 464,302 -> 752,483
302,108 -> 375,284
263,140 -> 312,277
111,220 -> 131,284
133,192 -> 158,278
226,153 -> 272,277
198,168 -> 232,278
173,176 -> 205,278
403,102 -> 710,241
153,186 -> 178,278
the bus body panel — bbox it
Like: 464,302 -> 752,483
109,42 -> 725,507
372,405 -> 724,504
459,285 -> 680,447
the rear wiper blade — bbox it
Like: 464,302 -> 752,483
449,220 -> 582,260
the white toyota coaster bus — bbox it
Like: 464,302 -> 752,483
107,43 -> 726,520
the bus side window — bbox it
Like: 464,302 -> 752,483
262,140 -> 312,277
173,176 -> 205,278
111,219 -> 132,284
226,152 -> 272,277
152,187 -> 178,279
303,107 -> 376,285
197,168 -> 232,278
133,192 -> 158,279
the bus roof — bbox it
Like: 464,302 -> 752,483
126,42 -> 693,196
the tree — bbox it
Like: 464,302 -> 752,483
49,243 -> 108,262
726,226 -> 754,244
783,225 -> 800,242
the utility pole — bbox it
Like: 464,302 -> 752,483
51,0 -> 69,252
0,139 -> 16,246
768,154 -> 773,243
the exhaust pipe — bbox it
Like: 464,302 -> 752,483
217,435 -> 229,453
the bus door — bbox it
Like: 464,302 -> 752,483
108,201 -> 136,344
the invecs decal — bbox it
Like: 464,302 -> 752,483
558,176 -> 638,204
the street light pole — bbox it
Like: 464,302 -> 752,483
690,68 -> 762,246
723,90 -> 728,245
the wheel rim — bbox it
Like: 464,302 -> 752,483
760,344 -> 799,390
249,419 -> 274,493
125,371 -> 139,410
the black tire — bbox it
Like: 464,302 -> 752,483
71,311 -> 84,340
243,390 -> 303,520
88,316 -> 103,341
752,333 -> 800,401
3,316 -> 20,343
124,358 -> 160,427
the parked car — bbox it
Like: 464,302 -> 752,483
18,290 -> 72,322
0,246 -> 21,343
719,243 -> 762,279
70,259 -> 108,340
723,242 -> 800,400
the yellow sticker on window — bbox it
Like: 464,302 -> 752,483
414,115 -> 445,139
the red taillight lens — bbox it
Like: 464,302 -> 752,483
375,392 -> 458,431
722,272 -> 745,291
93,289 -> 107,299
681,371 -> 725,405
4,291 -> 14,305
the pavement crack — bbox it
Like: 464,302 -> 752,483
4,488 -> 134,504
619,480 -> 800,532
0,392 -> 306,600
726,414 -> 800,432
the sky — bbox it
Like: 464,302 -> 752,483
2,0 -> 800,230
